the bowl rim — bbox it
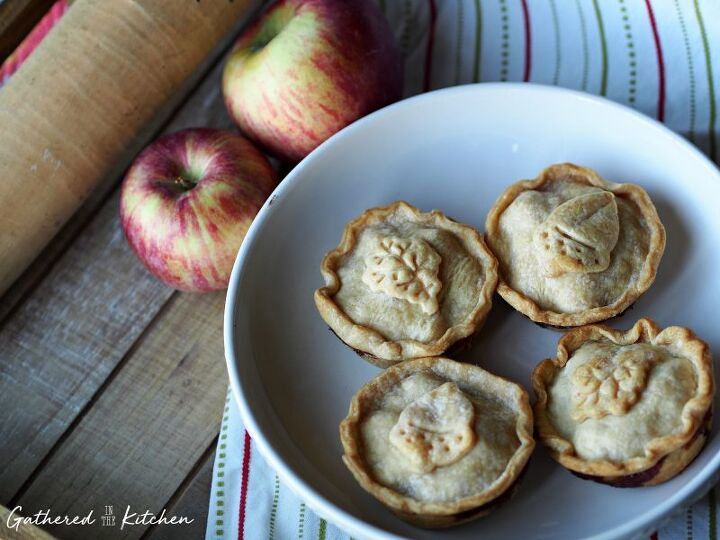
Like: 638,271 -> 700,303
224,82 -> 720,540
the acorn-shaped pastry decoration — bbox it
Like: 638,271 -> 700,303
340,357 -> 535,527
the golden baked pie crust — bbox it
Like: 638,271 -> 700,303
485,163 -> 666,327
340,357 -> 535,527
532,318 -> 713,480
315,201 -> 498,366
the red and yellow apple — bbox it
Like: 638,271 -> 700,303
222,0 -> 403,163
120,128 -> 277,292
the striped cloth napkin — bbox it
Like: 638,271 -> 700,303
209,0 -> 720,539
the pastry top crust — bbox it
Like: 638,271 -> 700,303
315,201 -> 498,363
340,357 -> 535,517
532,318 -> 714,477
485,163 -> 666,327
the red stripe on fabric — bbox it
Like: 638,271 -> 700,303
644,0 -> 665,121
0,0 -> 67,81
521,0 -> 532,82
238,431 -> 252,540
53,0 -> 68,18
650,532 -> 658,540
423,0 -> 437,92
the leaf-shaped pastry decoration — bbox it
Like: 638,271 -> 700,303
389,382 -> 476,473
571,348 -> 658,422
362,235 -> 442,315
535,191 -> 620,278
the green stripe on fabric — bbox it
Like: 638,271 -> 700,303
268,475 -> 280,540
710,488 -> 717,540
549,0 -> 561,85
499,0 -> 510,81
214,390 -> 232,539
379,0 -> 386,15
673,0 -> 696,141
575,0 -> 589,91
318,518 -> 327,540
617,0 -> 637,105
298,503 -> 306,539
694,0 -> 717,161
591,0 -> 608,96
473,0 -> 483,82
454,0 -> 465,84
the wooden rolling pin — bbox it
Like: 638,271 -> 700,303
0,0 -> 258,296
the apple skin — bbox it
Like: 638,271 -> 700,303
120,128 -> 277,292
222,0 -> 402,163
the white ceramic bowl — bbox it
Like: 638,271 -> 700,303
225,83 -> 720,539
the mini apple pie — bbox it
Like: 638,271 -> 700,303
315,202 -> 498,367
485,163 -> 665,327
340,357 -> 534,527
533,318 -> 713,487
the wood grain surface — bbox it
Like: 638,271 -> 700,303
16,291 -> 228,539
0,188 -> 174,503
0,3 -> 268,538
145,451 -> 216,540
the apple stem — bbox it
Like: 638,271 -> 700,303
174,175 -> 195,191
248,5 -> 294,53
